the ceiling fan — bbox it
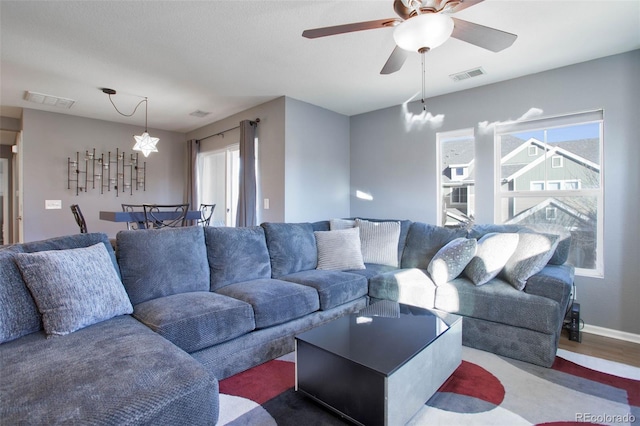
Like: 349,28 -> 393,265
302,0 -> 517,75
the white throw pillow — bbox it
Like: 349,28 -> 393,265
355,219 -> 401,267
315,227 -> 365,271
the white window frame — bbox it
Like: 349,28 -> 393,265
551,155 -> 564,168
528,146 -> 538,156
436,128 -> 475,227
494,109 -> 604,278
545,207 -> 557,221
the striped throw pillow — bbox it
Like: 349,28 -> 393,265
314,227 -> 365,271
355,219 -> 401,267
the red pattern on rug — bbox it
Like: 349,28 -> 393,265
219,360 -> 294,405
437,360 -> 505,405
552,356 -> 640,406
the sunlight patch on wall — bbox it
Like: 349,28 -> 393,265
477,107 -> 544,135
401,92 -> 445,132
356,190 -> 373,201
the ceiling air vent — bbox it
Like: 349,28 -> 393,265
189,110 -> 212,118
449,67 -> 486,82
24,91 -> 76,109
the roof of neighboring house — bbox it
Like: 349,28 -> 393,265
506,197 -> 596,229
441,139 -> 475,166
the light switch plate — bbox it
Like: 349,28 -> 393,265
45,200 -> 62,209
264,198 -> 270,210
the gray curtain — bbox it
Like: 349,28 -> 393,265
186,139 -> 199,221
236,120 -> 257,227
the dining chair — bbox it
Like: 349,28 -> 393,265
70,204 -> 88,234
142,204 -> 190,229
198,204 -> 216,226
121,204 -> 145,230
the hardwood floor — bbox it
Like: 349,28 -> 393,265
558,330 -> 640,368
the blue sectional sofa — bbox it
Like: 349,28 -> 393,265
0,218 -> 573,424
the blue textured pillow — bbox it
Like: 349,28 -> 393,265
463,233 -> 520,286
14,243 -> 133,336
427,237 -> 477,286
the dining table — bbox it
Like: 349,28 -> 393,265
99,210 -> 202,229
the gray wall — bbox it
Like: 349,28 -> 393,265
21,109 -> 187,241
187,97 -> 287,224
284,97 -> 350,223
187,96 -> 351,224
350,50 -> 640,335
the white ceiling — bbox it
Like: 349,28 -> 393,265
1,0 -> 639,134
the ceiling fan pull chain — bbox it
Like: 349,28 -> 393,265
419,47 -> 429,111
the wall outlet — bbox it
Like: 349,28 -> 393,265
45,200 -> 62,209
264,198 -> 270,210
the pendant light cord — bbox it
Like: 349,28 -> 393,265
108,94 -> 149,131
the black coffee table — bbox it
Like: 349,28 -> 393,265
295,301 -> 462,426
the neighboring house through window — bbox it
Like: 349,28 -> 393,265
495,109 -> 604,277
437,128 -> 475,227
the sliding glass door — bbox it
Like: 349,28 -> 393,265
199,144 -> 239,227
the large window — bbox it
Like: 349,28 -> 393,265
199,144 -> 239,227
437,129 -> 475,227
495,110 -> 604,276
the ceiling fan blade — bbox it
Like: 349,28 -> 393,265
302,18 -> 400,39
446,0 -> 484,13
380,46 -> 408,75
451,18 -> 517,52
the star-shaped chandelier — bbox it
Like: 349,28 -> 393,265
133,131 -> 159,157
102,88 -> 159,156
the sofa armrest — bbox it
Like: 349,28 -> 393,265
524,264 -> 574,313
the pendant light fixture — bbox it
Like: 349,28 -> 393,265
101,88 -> 159,157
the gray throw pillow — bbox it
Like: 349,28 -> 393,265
463,233 -> 520,286
427,237 -> 477,286
500,232 -> 560,291
315,228 -> 365,271
14,243 -> 133,336
329,218 -> 355,230
355,219 -> 401,267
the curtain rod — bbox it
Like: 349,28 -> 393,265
197,118 -> 260,142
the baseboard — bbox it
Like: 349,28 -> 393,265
582,324 -> 640,344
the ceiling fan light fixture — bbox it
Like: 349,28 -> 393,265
393,13 -> 454,52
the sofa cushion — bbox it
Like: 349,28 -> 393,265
279,270 -> 368,310
117,226 -> 210,305
0,245 -> 41,344
463,232 -> 520,286
314,227 -> 365,271
427,237 -> 477,286
355,218 -> 401,267
346,263 -> 399,279
262,222 -> 317,278
501,232 -> 560,291
205,226 -> 272,290
0,315 -> 218,425
14,243 -> 133,336
215,278 -> 319,329
401,222 -> 467,269
434,277 -> 561,334
133,291 -> 255,353
368,268 -> 437,309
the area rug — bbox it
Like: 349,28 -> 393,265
218,347 -> 639,425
